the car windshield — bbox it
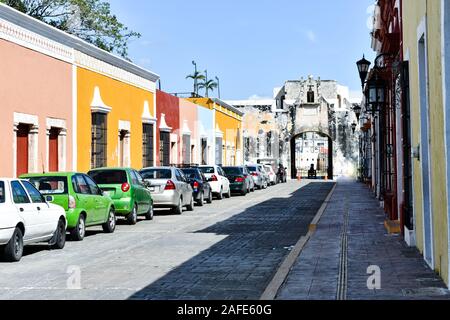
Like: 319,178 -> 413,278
28,176 -> 68,195
247,166 -> 257,172
223,167 -> 243,175
89,170 -> 128,185
198,167 -> 215,174
0,182 -> 5,203
182,169 -> 200,180
140,169 -> 172,180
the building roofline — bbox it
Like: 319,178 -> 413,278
212,98 -> 244,116
0,3 -> 160,82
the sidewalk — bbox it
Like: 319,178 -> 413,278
276,178 -> 450,300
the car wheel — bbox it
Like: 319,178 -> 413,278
3,227 -> 24,262
241,189 -> 247,196
51,219 -> 66,250
187,195 -> 195,211
172,198 -> 183,215
206,190 -> 213,204
127,205 -> 138,225
217,188 -> 223,200
102,208 -> 116,233
145,204 -> 154,221
225,188 -> 231,199
70,215 -> 86,242
197,192 -> 204,207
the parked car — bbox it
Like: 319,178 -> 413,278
22,173 -> 116,241
247,164 -> 269,190
88,168 -> 154,225
198,165 -> 231,200
222,166 -> 254,196
0,178 -> 66,262
264,165 -> 277,186
139,167 -> 194,215
181,168 -> 213,206
277,165 -> 288,183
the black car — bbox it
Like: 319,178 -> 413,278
222,166 -> 253,196
181,168 -> 213,206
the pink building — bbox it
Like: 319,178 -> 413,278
179,99 -> 199,165
0,13 -> 74,177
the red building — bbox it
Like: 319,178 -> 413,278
155,90 -> 180,166
367,0 -> 412,234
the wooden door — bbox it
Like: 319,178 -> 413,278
16,124 -> 30,177
49,128 -> 59,172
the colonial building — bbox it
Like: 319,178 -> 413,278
229,77 -> 360,179
0,4 -> 74,177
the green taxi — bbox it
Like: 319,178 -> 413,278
88,168 -> 153,225
21,172 -> 116,241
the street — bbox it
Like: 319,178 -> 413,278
0,181 -> 334,300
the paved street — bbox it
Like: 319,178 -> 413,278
0,180 -> 333,300
277,178 -> 450,300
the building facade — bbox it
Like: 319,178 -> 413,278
0,5 -> 75,177
402,0 -> 449,284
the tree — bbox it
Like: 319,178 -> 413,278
185,71 -> 205,96
198,79 -> 218,98
0,0 -> 140,59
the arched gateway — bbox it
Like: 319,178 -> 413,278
290,131 -> 333,180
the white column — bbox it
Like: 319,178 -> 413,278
13,123 -> 18,178
59,129 -> 67,171
28,125 -> 39,173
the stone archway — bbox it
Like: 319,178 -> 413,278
290,131 -> 333,180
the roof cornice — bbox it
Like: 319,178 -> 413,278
0,3 -> 159,83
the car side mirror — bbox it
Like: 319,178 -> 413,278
45,195 -> 54,203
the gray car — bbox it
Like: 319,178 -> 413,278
247,164 -> 269,190
140,167 -> 194,215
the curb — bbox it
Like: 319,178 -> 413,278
260,182 -> 337,300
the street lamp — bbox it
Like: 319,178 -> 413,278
351,122 -> 357,134
353,104 -> 362,122
366,71 -> 386,115
356,55 -> 371,89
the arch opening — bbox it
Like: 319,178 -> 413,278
290,131 -> 333,180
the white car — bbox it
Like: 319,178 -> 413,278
198,165 -> 231,200
264,165 -> 277,186
0,178 -> 67,262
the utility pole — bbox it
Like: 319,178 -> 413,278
215,76 -> 221,99
205,69 -> 209,97
192,61 -> 197,96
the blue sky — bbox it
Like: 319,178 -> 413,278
108,0 -> 376,100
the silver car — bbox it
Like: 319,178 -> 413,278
140,167 -> 194,215
246,164 -> 269,190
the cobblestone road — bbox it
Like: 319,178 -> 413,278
0,180 -> 334,300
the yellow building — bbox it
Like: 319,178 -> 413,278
403,0 -> 450,285
74,50 -> 159,172
188,97 -> 243,166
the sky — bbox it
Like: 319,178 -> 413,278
108,0 -> 376,100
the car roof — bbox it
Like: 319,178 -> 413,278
89,167 -> 133,171
20,172 -> 77,177
140,167 -> 173,170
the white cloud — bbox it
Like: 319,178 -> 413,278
138,58 -> 151,67
305,30 -> 317,43
248,94 -> 272,100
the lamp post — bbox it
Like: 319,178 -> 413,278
192,60 -> 197,96
357,55 -> 372,89
353,104 -> 362,122
215,76 -> 221,99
